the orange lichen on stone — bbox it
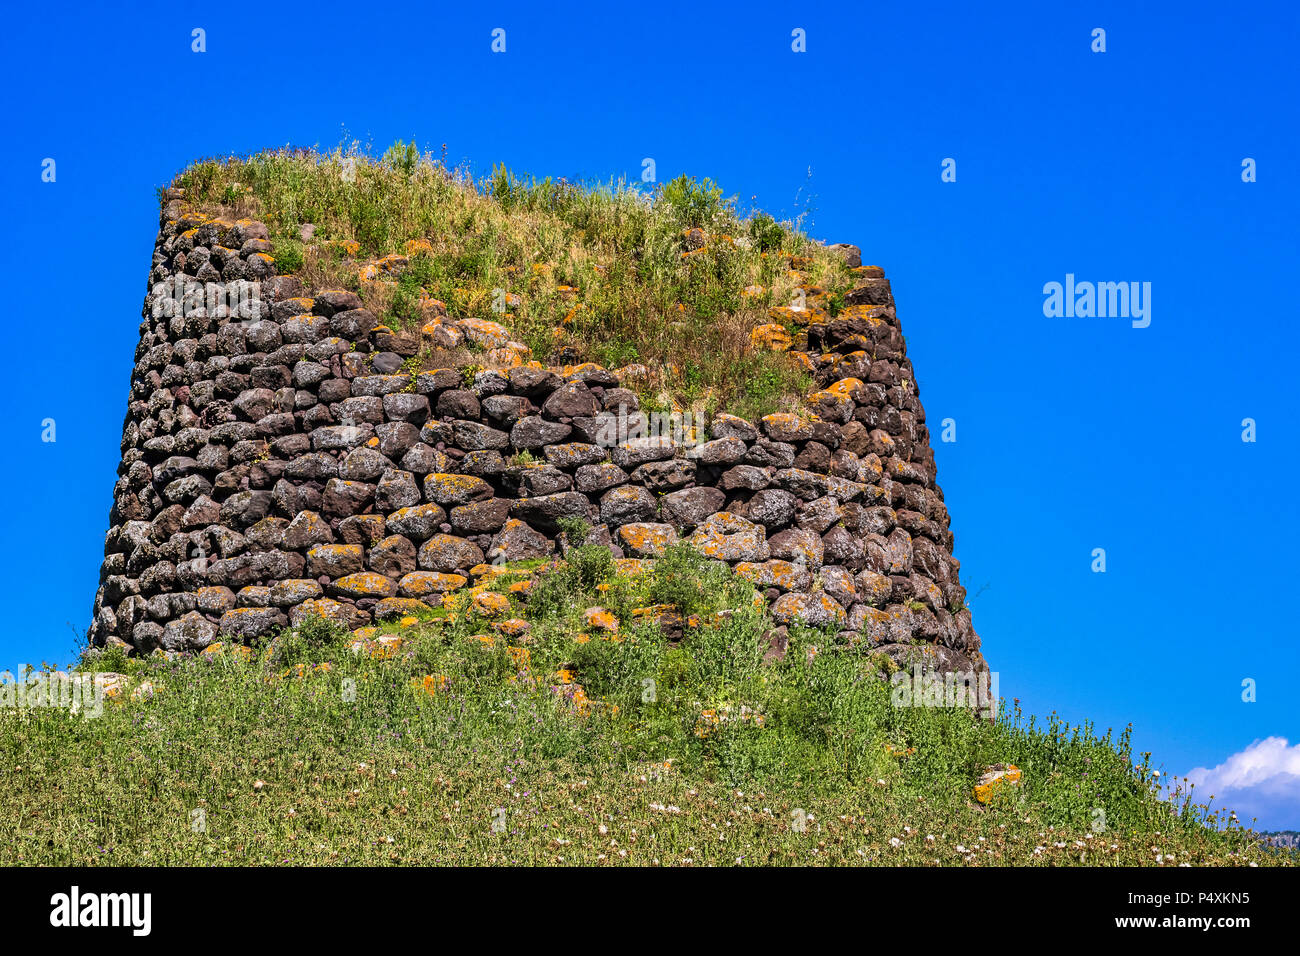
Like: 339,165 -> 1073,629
347,634 -> 403,659
973,764 -> 1022,804
583,607 -> 619,633
374,597 -> 432,620
472,591 -> 510,616
750,323 -> 793,352
399,571 -> 467,596
458,317 -> 512,348
823,377 -> 864,400
493,618 -> 531,639
561,362 -> 607,379
331,572 -> 396,598
485,346 -> 525,369
616,523 -> 676,557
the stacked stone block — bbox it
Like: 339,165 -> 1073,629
88,193 -> 984,676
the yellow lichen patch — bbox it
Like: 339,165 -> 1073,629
767,305 -> 811,325
493,618 -> 531,639
375,596 -> 432,621
400,572 -> 467,597
474,634 -> 497,649
331,572 -> 396,598
807,388 -> 853,416
750,323 -> 792,352
571,686 -> 591,715
424,472 -> 491,504
790,351 -> 815,372
612,558 -> 655,578
347,634 -> 403,659
694,709 -> 720,738
416,674 -> 449,696
359,253 -> 408,282
631,603 -> 676,619
405,238 -> 434,255
615,523 -> 676,557
417,294 -> 447,316
485,346 -> 525,369
200,641 -> 253,662
823,377 -> 864,400
459,317 -> 511,348
614,363 -> 652,385
583,607 -> 619,633
839,303 -> 889,323
973,764 -> 1022,804
560,361 -> 608,379
324,238 -> 361,257
472,591 -> 510,616
508,580 -> 532,594
733,560 -> 808,590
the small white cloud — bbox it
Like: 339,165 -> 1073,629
1185,737 -> 1300,830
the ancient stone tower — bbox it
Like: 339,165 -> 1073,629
89,177 -> 984,678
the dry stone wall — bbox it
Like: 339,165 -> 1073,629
88,192 -> 985,676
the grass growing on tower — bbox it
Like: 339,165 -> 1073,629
168,141 -> 852,417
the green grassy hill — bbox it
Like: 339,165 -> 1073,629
3,542 -> 1282,866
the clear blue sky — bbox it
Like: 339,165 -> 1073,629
3,1 -> 1297,828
